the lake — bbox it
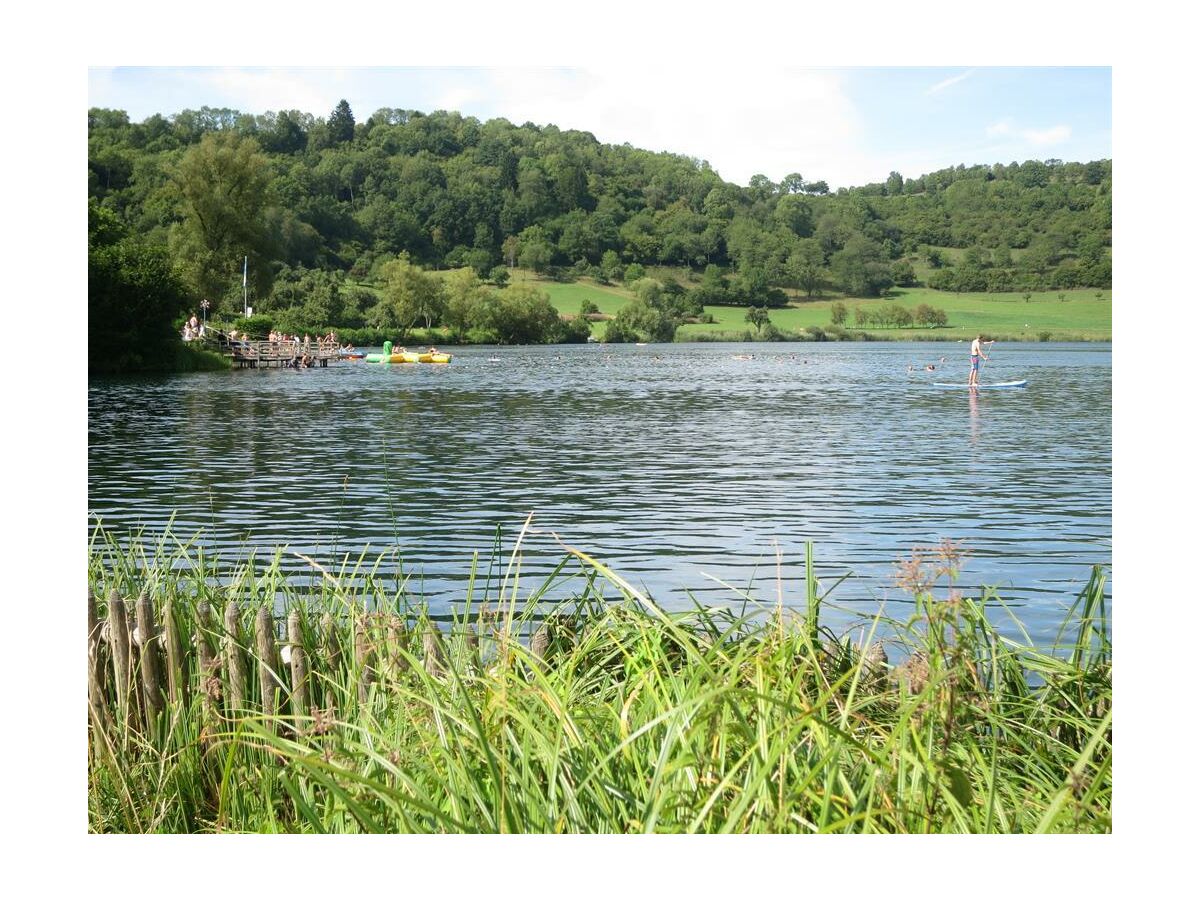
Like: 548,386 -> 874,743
87,341 -> 1112,644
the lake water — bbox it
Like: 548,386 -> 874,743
88,342 -> 1112,644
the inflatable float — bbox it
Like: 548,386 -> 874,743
363,341 -> 451,364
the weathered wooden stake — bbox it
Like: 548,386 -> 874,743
287,609 -> 309,730
107,588 -> 133,730
164,598 -> 188,706
423,629 -> 446,678
223,601 -> 247,713
196,600 -> 218,722
530,624 -> 550,663
388,616 -> 410,676
136,591 -> 165,723
135,592 -> 165,724
255,605 -> 278,723
88,589 -> 110,734
321,612 -> 341,673
354,614 -> 375,703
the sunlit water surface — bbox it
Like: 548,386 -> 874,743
88,342 -> 1111,644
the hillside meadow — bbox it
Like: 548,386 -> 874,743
507,268 -> 1111,342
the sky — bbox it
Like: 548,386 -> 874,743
88,66 -> 1111,189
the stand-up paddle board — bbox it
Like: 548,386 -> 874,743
931,380 -> 1028,389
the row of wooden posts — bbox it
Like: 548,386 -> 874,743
87,589 -> 556,737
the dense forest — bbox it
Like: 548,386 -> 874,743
88,99 -> 1111,366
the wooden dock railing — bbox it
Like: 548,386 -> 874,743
206,331 -> 343,368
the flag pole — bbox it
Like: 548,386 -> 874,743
242,256 -> 249,318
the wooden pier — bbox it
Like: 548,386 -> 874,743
210,333 -> 342,368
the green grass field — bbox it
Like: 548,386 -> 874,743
506,269 -> 1111,342
681,287 -> 1111,341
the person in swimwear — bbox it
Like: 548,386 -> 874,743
969,334 -> 993,387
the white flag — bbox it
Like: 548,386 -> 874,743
243,256 -> 248,287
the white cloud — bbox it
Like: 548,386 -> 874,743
926,69 -> 974,95
474,67 -> 866,187
184,68 -> 342,115
985,119 -> 1013,137
1022,124 -> 1071,145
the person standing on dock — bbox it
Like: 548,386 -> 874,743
968,334 -> 993,387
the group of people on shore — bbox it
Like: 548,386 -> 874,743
181,314 -> 205,342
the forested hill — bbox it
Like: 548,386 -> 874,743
88,100 -> 1111,321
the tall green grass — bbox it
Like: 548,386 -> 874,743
87,529 -> 1111,833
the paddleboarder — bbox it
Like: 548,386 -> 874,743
968,334 -> 993,387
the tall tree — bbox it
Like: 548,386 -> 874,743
328,99 -> 356,144
89,200 -> 192,373
370,257 -> 446,334
167,131 -> 274,308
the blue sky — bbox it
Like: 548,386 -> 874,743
89,66 -> 1110,189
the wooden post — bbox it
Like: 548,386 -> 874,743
354,615 -> 374,704
107,588 -> 133,730
196,600 -> 218,722
164,598 -> 188,707
388,616 -> 410,676
223,601 -> 247,714
319,612 -> 340,709
136,591 -> 165,723
256,605 -> 278,723
87,589 -> 110,733
321,612 -> 341,673
288,610 -> 309,730
530,624 -> 550,662
423,629 -> 446,678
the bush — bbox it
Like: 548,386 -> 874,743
231,314 -> 275,338
603,318 -> 638,343
913,304 -> 948,328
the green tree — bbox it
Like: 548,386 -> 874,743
370,257 -> 447,335
787,239 -> 826,298
517,225 -> 554,273
483,283 -> 561,343
443,268 -> 493,340
830,300 -> 847,325
745,306 -> 770,333
167,131 -> 274,308
502,235 -> 520,268
328,100 -> 355,144
89,201 -> 193,373
780,172 -> 805,194
890,259 -> 916,287
831,236 -> 893,297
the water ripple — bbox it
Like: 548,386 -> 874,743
89,342 -> 1112,642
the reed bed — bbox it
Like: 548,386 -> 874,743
86,528 -> 1111,833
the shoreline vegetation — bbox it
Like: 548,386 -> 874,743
204,275 -> 1110,355
89,101 -> 1110,373
88,529 -> 1111,833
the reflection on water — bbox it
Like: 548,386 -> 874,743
968,388 -> 981,447
88,342 -> 1111,643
